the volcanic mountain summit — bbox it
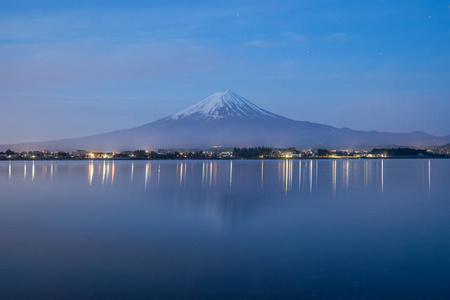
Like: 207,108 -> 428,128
1,91 -> 449,151
166,91 -> 282,121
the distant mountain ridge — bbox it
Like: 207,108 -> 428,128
1,91 -> 449,151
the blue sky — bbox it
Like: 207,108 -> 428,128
1,0 -> 449,143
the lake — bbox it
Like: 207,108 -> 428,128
1,159 -> 449,299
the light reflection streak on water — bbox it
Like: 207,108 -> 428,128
289,160 -> 292,193
316,160 -> 318,188
102,161 -> 106,185
157,164 -> 161,187
209,162 -> 213,188
131,162 -> 134,183
88,160 -> 93,185
145,162 -> 151,190
365,160 -> 372,188
213,161 -> 218,187
345,160 -> 349,190
8,161 -> 11,180
23,161 -> 27,180
50,162 -> 53,181
106,162 -> 110,183
279,161 -> 283,191
309,160 -> 313,194
281,160 -> 293,194
32,161 -> 35,182
180,162 -> 184,186
202,162 -> 205,188
381,159 -> 384,193
298,160 -> 301,191
229,160 -> 233,187
261,160 -> 264,188
290,160 -> 293,191
364,160 -> 367,187
204,162 -> 208,187
111,161 -> 115,185
428,159 -> 431,193
332,160 -> 337,197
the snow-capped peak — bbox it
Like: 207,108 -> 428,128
168,91 -> 281,121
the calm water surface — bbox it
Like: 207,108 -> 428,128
0,159 -> 449,299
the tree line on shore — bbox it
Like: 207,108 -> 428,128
0,146 -> 448,160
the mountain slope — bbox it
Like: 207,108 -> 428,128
1,91 -> 449,151
436,143 -> 450,152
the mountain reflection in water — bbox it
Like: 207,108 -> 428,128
0,159 -> 449,300
1,159 -> 440,223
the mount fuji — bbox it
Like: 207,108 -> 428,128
166,91 -> 281,121
1,91 -> 449,151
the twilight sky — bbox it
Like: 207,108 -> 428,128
1,0 -> 449,143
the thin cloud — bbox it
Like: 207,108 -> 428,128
245,40 -> 286,48
0,41 -> 220,91
283,32 -> 351,44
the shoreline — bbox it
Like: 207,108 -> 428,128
1,157 -> 449,161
